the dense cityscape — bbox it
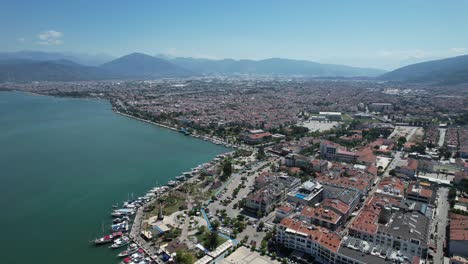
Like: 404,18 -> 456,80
1,1 -> 468,264
2,76 -> 467,264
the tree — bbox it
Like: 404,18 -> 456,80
257,146 -> 266,160
397,136 -> 407,148
221,160 -> 232,181
207,231 -> 218,250
175,250 -> 194,264
258,221 -> 265,231
211,220 -> 220,231
389,169 -> 396,176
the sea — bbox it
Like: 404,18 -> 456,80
0,91 -> 229,264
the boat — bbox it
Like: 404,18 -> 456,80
111,221 -> 129,232
113,216 -> 130,224
93,231 -> 123,245
118,244 -> 139,257
175,175 -> 186,181
167,180 -> 178,187
111,209 -> 135,217
110,236 -> 131,249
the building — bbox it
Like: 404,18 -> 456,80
276,218 -> 342,264
287,180 -> 323,206
368,103 -> 394,113
316,169 -> 375,196
300,205 -> 344,231
247,175 -> 300,215
322,185 -> 360,217
275,205 -> 295,222
277,218 -> 406,264
285,153 -> 311,169
319,111 -> 342,120
245,185 -> 282,215
376,177 -> 406,200
243,129 -> 272,145
336,149 -> 359,163
320,140 -> 342,160
254,173 -> 301,191
395,159 -> 418,178
406,182 -> 435,204
449,213 -> 468,258
349,195 -> 430,260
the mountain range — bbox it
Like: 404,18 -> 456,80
0,50 -> 467,84
380,54 -> 468,85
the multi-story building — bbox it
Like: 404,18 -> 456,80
449,213 -> 468,258
395,159 -> 418,178
406,182 -> 435,204
287,180 -> 323,206
276,218 -> 341,264
349,195 -> 430,260
368,103 -> 394,113
320,140 -> 342,160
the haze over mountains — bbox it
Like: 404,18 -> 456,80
0,50 -> 467,84
380,54 -> 468,85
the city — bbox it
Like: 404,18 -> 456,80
2,76 -> 467,264
1,1 -> 467,264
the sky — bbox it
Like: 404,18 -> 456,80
0,0 -> 467,70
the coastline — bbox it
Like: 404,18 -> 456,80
113,109 -> 246,150
114,110 -> 179,132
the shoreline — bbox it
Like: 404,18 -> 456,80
113,109 -> 245,150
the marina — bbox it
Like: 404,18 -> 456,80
90,151 -> 235,263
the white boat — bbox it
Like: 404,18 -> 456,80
175,175 -> 186,181
110,236 -> 131,249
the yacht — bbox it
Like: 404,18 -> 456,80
110,236 -> 131,249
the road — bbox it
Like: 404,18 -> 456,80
433,187 -> 449,264
207,160 -> 269,218
383,151 -> 404,177
438,128 -> 446,148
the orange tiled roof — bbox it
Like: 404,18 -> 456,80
280,218 -> 341,252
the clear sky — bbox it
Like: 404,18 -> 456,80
1,0 -> 467,69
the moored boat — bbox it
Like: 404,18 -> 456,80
110,236 -> 130,249
118,243 -> 139,257
93,231 -> 123,245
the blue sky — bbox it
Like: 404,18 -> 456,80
1,0 -> 467,69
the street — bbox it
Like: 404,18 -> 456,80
433,187 -> 449,264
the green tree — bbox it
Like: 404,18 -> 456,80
207,231 -> 218,250
221,160 -> 232,181
257,146 -> 266,160
211,220 -> 220,231
175,250 -> 194,264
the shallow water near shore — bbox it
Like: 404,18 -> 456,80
0,91 -> 228,264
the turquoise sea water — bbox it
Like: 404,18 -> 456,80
0,91 -> 228,264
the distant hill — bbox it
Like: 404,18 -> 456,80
101,53 -> 193,77
380,54 -> 468,84
0,51 -> 388,82
170,57 -> 386,77
0,51 -> 79,63
0,59 -> 117,82
0,50 -> 115,66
